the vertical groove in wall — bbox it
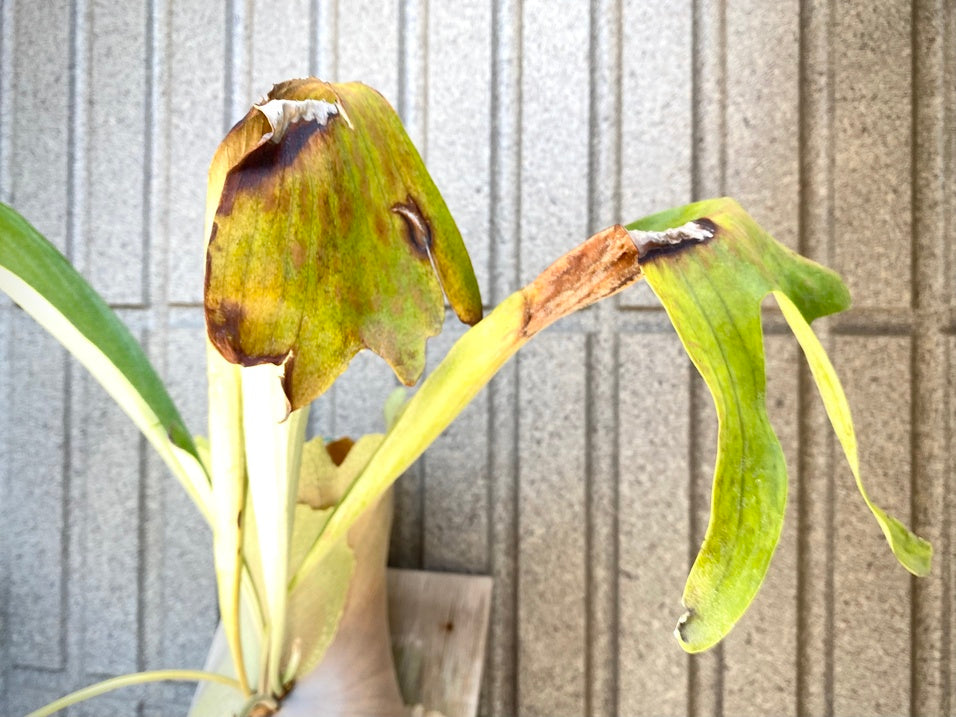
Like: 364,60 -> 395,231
822,1 -> 835,712
0,290 -> 15,717
308,0 -> 318,77
795,0 -> 837,714
585,0 -> 621,713
0,0 -> 12,203
144,0 -> 173,706
689,0 -> 700,202
608,331 -> 621,715
397,0 -> 408,122
484,0 -> 522,713
945,6 -> 956,715
583,332 -> 595,717
948,0 -> 956,315
317,0 -> 338,81
137,0 -> 168,701
910,1 -> 949,713
795,4 -> 809,712
139,0 -> 155,310
946,339 -> 955,717
62,0 -> 86,694
223,0 -> 235,129
689,0 -> 726,712
0,0 -> 13,708
225,0 -> 250,124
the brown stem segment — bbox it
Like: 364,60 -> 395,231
520,224 -> 642,337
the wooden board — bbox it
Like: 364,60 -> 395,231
387,569 -> 493,717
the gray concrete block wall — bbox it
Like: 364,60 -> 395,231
0,1 -> 953,716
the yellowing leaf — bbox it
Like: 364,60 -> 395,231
204,79 -> 482,410
774,291 -> 931,576
630,197 -> 931,652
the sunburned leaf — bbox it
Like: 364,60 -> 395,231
204,79 -> 482,410
629,197 -> 931,652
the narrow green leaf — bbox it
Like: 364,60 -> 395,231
629,197 -> 930,652
774,291 -> 931,576
0,202 -> 211,520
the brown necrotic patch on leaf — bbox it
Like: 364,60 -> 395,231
391,196 -> 433,258
325,437 -> 355,466
217,120 -> 333,217
205,299 -> 245,364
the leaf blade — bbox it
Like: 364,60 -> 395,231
0,202 -> 211,519
628,197 -> 925,652
774,291 -> 931,576
204,80 -> 482,410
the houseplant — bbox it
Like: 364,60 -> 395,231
0,78 -> 931,716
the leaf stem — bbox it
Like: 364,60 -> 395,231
25,670 -> 241,717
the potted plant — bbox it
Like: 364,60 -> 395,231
0,78 -> 930,717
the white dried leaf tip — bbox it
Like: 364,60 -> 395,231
628,219 -> 716,259
255,98 -> 347,143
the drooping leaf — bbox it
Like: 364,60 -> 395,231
774,291 -> 931,576
204,79 -> 482,411
0,202 -> 211,520
284,503 -> 354,683
629,197 -> 930,652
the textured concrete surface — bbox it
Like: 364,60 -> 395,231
1,1 -> 953,715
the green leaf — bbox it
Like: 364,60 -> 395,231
774,291 -> 931,576
0,202 -> 211,521
204,79 -> 482,411
629,197 -> 930,652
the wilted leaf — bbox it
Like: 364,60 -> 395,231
630,197 -> 930,652
204,79 -> 482,410
284,504 -> 354,682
